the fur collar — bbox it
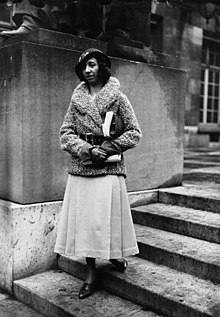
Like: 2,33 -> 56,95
71,77 -> 121,116
71,77 -> 121,130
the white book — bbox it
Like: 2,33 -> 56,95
102,111 -> 114,137
104,154 -> 122,163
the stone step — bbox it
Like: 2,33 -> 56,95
58,255 -> 220,317
183,167 -> 220,183
13,270 -> 163,317
184,160 -> 220,169
184,150 -> 220,162
0,291 -> 44,317
132,203 -> 220,243
135,224 -> 220,283
158,186 -> 220,213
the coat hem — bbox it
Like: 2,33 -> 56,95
67,170 -> 126,178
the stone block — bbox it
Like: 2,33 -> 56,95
0,31 -> 185,203
0,199 -> 61,293
0,42 -> 72,203
114,60 -> 185,192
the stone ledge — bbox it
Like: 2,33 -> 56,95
0,28 -> 181,69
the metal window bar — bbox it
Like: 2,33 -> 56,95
200,40 -> 220,125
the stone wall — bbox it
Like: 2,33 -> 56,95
161,8 -> 203,127
0,30 -> 185,204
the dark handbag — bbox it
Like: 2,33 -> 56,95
109,113 -> 124,138
102,110 -> 124,139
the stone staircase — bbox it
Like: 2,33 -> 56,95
13,185 -> 220,317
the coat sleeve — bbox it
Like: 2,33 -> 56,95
112,93 -> 142,152
60,101 -> 93,157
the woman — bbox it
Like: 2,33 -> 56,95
54,48 -> 142,299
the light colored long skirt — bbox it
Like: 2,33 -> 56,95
54,174 -> 139,259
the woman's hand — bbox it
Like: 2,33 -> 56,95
90,147 -> 107,164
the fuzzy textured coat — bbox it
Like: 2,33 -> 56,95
60,76 -> 142,177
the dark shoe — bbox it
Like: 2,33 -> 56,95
109,258 -> 128,272
79,281 -> 97,299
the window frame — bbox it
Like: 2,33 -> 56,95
200,38 -> 220,126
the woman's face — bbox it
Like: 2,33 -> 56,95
82,57 -> 101,86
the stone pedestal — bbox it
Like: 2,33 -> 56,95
0,199 -> 61,294
0,29 -> 186,204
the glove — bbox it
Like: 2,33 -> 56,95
90,146 -> 107,166
100,140 -> 121,156
79,144 -> 107,167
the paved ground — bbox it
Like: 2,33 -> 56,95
1,146 -> 220,317
183,146 -> 220,190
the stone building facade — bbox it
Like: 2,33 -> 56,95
1,1 -> 220,145
151,1 -> 220,146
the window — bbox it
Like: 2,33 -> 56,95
200,39 -> 220,125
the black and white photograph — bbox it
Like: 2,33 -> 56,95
0,0 -> 220,316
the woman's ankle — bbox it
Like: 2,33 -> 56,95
85,257 -> 97,284
85,269 -> 97,284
